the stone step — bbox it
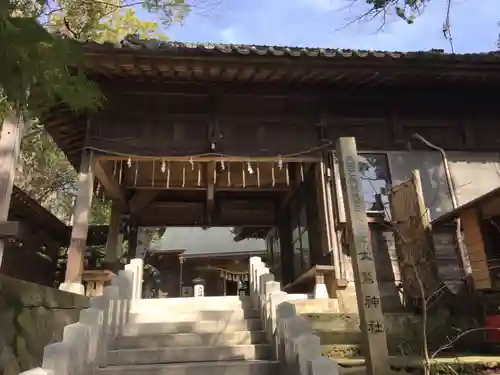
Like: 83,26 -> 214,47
131,296 -> 253,313
313,330 -> 362,345
303,313 -> 422,355
123,318 -> 262,336
97,360 -> 279,375
108,344 -> 272,365
315,330 -> 417,356
320,344 -> 361,359
116,330 -> 268,349
301,312 -> 419,336
129,309 -> 259,324
300,313 -> 361,332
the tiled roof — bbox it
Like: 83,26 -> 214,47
83,34 -> 500,63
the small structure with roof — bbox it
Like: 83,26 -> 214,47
144,227 -> 267,297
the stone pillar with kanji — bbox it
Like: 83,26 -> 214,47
336,137 -> 389,375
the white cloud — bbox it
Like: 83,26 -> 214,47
219,27 -> 237,43
295,0 -> 342,12
168,0 -> 499,53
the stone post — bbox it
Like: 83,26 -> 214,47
295,334 -> 321,375
20,369 -> 54,375
250,256 -> 264,308
263,280 -> 281,338
90,295 -> 110,366
62,323 -> 90,375
103,285 -> 120,346
41,343 -> 70,375
79,308 -> 103,372
308,356 -> 340,375
125,258 -> 144,300
336,137 -> 389,375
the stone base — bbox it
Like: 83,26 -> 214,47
336,284 -> 358,314
313,283 -> 330,299
101,260 -> 123,274
59,282 -> 85,295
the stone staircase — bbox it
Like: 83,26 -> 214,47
97,296 -> 280,375
290,299 -> 421,367
20,257 -> 340,375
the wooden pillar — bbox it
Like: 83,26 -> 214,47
103,199 -> 124,271
0,112 -> 25,267
278,213 -> 294,285
336,137 -> 389,375
127,222 -> 138,261
61,150 -> 94,294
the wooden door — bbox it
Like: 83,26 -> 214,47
389,170 -> 438,302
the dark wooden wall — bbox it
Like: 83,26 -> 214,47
0,220 -> 60,287
86,83 -> 500,156
1,243 -> 56,286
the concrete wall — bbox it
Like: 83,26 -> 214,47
0,274 -> 89,375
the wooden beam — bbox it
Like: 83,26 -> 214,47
96,154 -> 321,163
93,159 -> 126,204
97,80 -> 496,102
137,215 -> 275,227
86,54 -> 499,84
100,81 -> 323,99
0,112 -> 25,266
336,137 -> 389,375
128,190 -> 159,215
124,186 -> 289,193
127,222 -> 138,261
104,200 -> 124,264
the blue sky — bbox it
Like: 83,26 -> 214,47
139,0 -> 499,53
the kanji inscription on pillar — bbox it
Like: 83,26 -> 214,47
336,137 -> 389,375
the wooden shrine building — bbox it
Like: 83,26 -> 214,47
142,226 -> 267,297
4,37 -> 498,306
0,185 -> 108,286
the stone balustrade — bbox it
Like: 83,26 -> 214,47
18,256 -> 339,375
19,258 -> 144,375
250,256 -> 340,375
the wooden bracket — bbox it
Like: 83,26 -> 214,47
93,160 -> 126,204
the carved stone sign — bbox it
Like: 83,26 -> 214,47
336,137 -> 389,375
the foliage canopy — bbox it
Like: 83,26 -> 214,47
362,0 -> 429,24
2,0 -> 194,226
1,0 -> 191,116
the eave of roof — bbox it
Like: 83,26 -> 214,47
44,36 -> 500,169
82,36 -> 500,64
431,186 -> 500,226
10,185 -> 108,246
10,186 -> 68,242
